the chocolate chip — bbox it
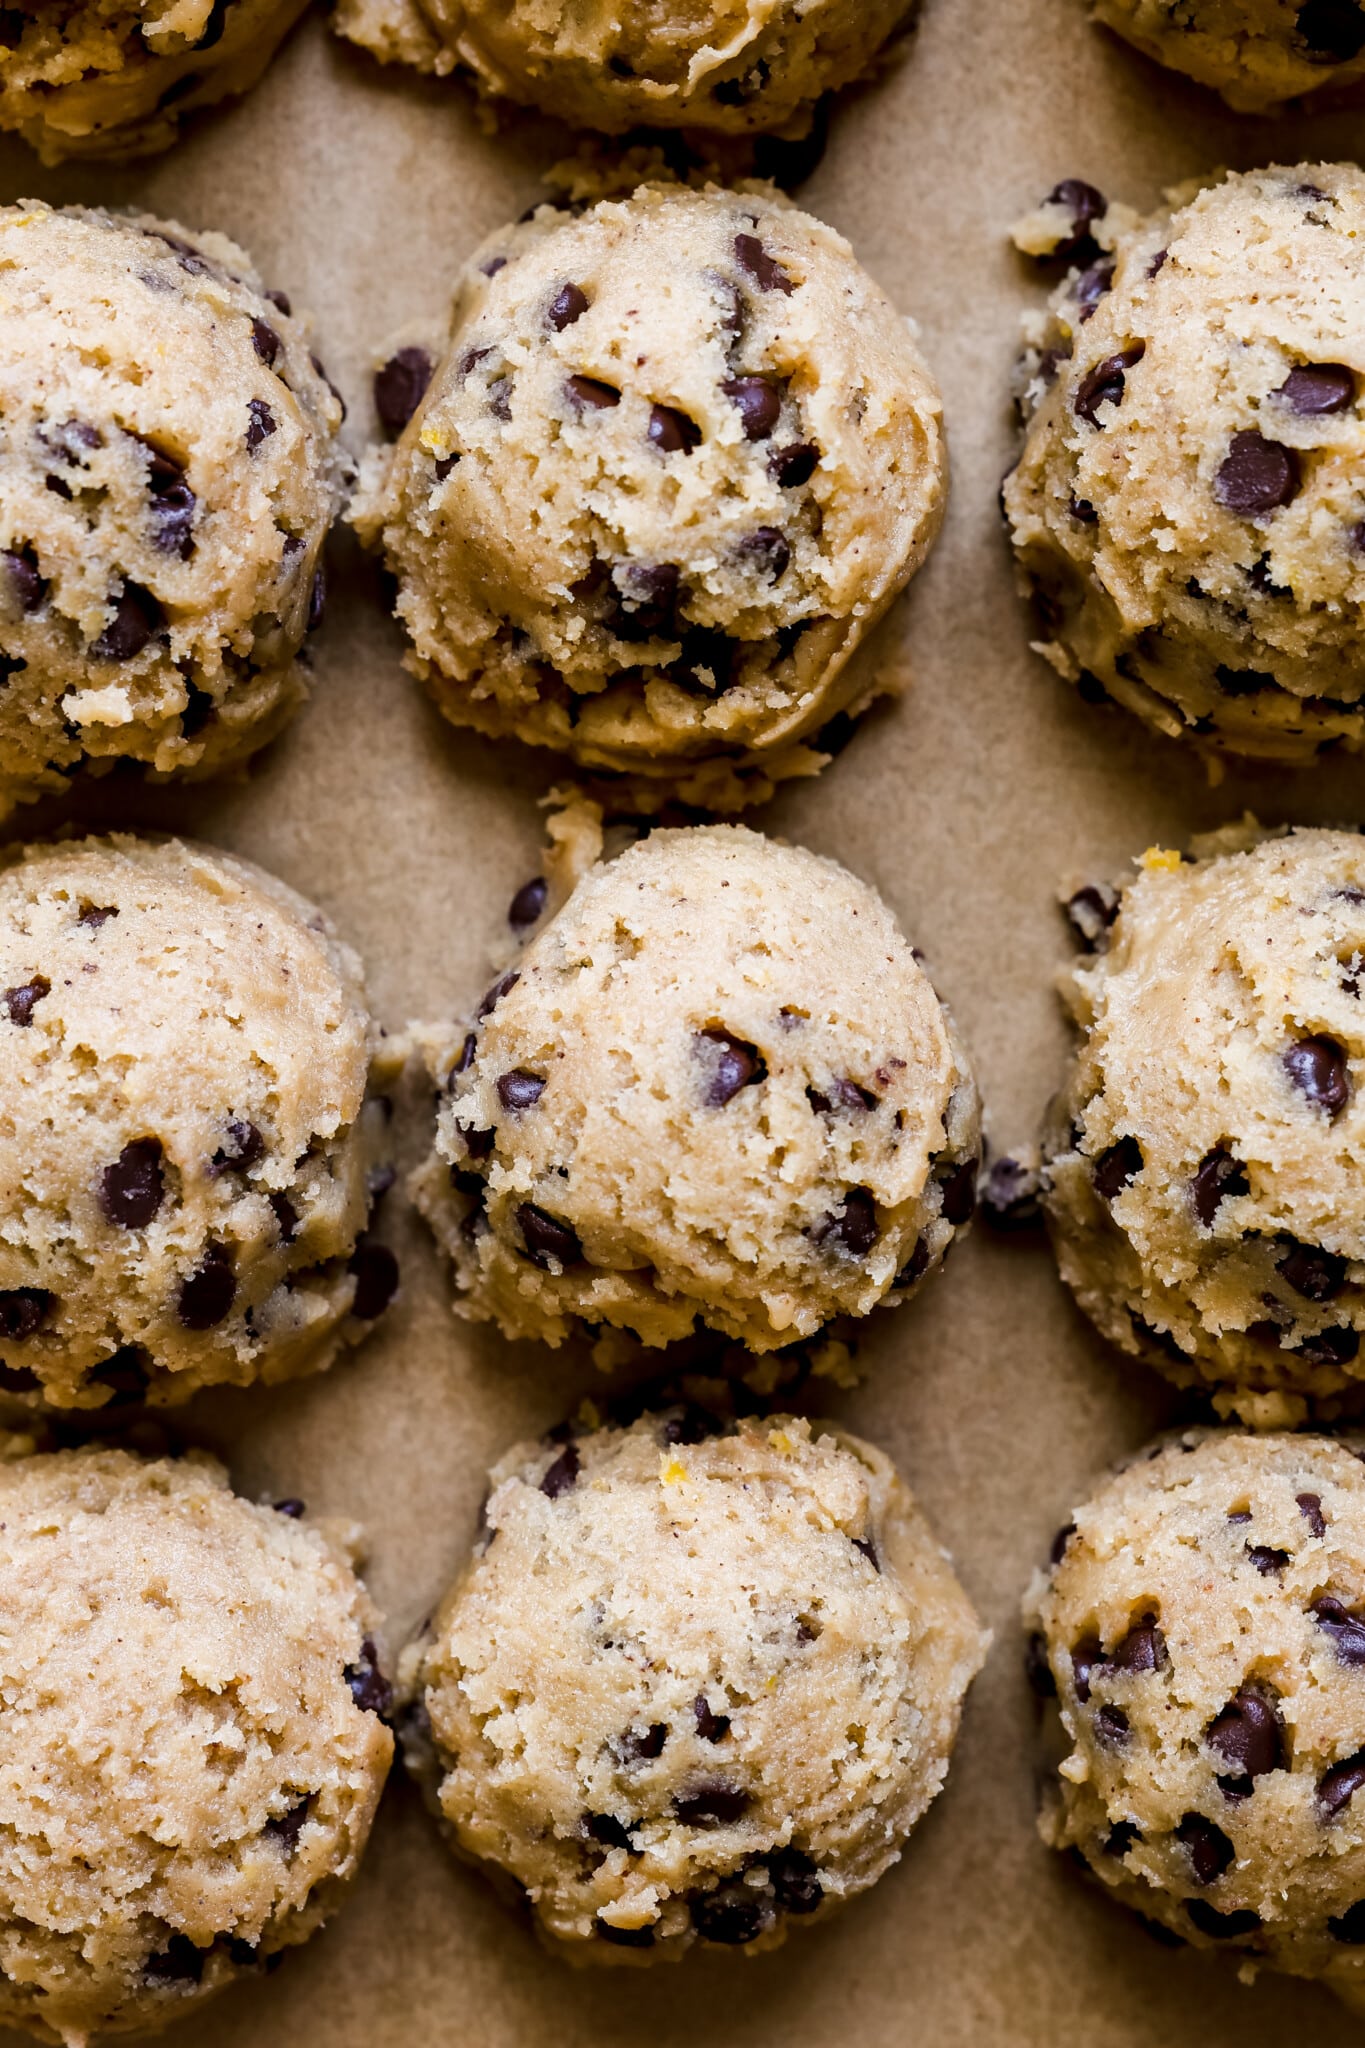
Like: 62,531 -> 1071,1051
1329,1901 -> 1365,1943
3,547 -> 43,612
211,1120 -> 263,1174
1025,1631 -> 1057,1698
734,234 -> 795,294
940,1155 -> 979,1227
1176,1813 -> 1234,1885
1074,260 -> 1114,320
1074,346 -> 1144,427
1045,179 -> 1107,263
694,1695 -> 731,1741
540,1443 -> 580,1499
648,404 -> 700,455
518,1203 -> 582,1270
1208,1688 -> 1284,1790
176,1244 -> 236,1329
1185,1900 -> 1260,1941
1,977 -> 48,1026
497,1068 -> 546,1112
149,463 -> 196,558
1284,1034 -> 1350,1116
669,626 -> 739,692
722,375 -> 782,441
1313,1594 -> 1365,1664
92,582 -> 163,661
348,1240 -> 398,1321
246,399 -> 276,453
770,441 -> 819,488
478,970 -> 519,1019
819,1188 -> 878,1258
1215,431 -> 1300,516
618,1722 -> 667,1762
100,1139 -> 165,1229
597,1920 -> 655,1948
462,1126 -> 495,1161
1191,1146 -> 1249,1227
1093,1134 -> 1143,1199
696,1029 -> 766,1107
739,527 -> 790,581
508,876 -> 547,930
609,560 -> 681,639
345,1638 -> 391,1717
1113,1615 -> 1167,1673
273,1498 -> 305,1518
1296,0 -> 1365,56
1319,1752 -> 1365,1818
566,375 -> 620,411
585,1812 -> 634,1852
547,283 -> 589,331
1247,1544 -> 1289,1576
808,1078 -> 878,1116
768,1847 -> 821,1914
691,1887 -> 769,1945
892,1236 -> 931,1289
1070,495 -> 1098,522
374,347 -> 434,438
1298,1491 -> 1327,1538
145,1935 -> 207,1985
674,1781 -> 750,1826
1275,363 -> 1356,415
250,317 -> 282,368
1277,1238 -> 1347,1300
1095,1705 -> 1131,1746
1299,1324 -> 1360,1366
0,1289 -> 53,1342
265,289 -> 292,317
269,1192 -> 298,1243
1071,1636 -> 1104,1702
264,1796 -> 312,1852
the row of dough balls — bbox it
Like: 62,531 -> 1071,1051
0,186 -> 944,819
0,1418 -> 985,2044
0,819 -> 980,1408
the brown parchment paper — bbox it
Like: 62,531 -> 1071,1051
7,6 -> 1365,2044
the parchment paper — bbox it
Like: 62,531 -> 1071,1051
4,6 -> 1365,2041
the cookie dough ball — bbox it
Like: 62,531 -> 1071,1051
1042,826 -> 1365,1428
0,1445 -> 392,2044
413,823 -> 981,1353
0,0 -> 310,163
400,1412 -> 986,1960
0,834 -> 396,1411
0,202 -> 345,816
352,181 -> 945,810
333,0 -> 912,137
1027,1430 -> 1365,1993
1004,166 -> 1365,765
1089,0 -> 1365,110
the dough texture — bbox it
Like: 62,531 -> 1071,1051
1043,825 -> 1365,1429
399,1411 -> 986,1960
1027,1429 -> 1365,1997
0,0 -> 310,163
1088,0 -> 1365,110
0,1445 -> 391,2045
0,201 -> 345,816
351,181 -> 945,811
0,834 -> 396,1410
413,822 -> 981,1353
1005,165 -> 1365,765
332,0 -> 912,136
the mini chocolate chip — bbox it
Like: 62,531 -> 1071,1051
1208,1689 -> 1284,1787
979,1156 -> 1042,1229
518,1203 -> 582,1270
250,317 -> 281,368
691,1887 -> 769,1945
892,1235 -> 931,1290
540,1443 -> 580,1498
1093,1134 -> 1143,1199
819,1187 -> 878,1258
1025,1631 -> 1057,1698
269,1192 -> 298,1243
1296,0 -> 1365,56
374,347 -> 434,437
1215,431 -> 1301,517
211,1119 -> 263,1174
1320,1752 -> 1365,1818
273,1498 -> 305,1518
674,1780 -> 750,1826
177,1244 -> 236,1330
1095,1705 -> 1131,1746
585,1812 -> 634,1852
3,547 -> 43,611
1104,1821 -> 1140,1857
497,1068 -> 547,1113
768,1847 -> 821,1914
93,582 -> 163,661
547,283 -> 589,331
0,1288 -> 54,1341
566,374 -> 620,411
245,399 -> 276,453
739,527 -> 790,581
770,441 -> 819,488
1045,178 -> 1107,262
940,1155 -> 979,1227
1074,346 -> 1144,427
100,1139 -> 164,1229
696,1029 -> 766,1107
1275,363 -> 1356,415
265,289 -> 292,317
307,567 -> 327,633
488,376 -> 513,419
1074,260 -> 1114,320
345,1638 -> 391,1717
597,1920 -> 656,1948
145,1935 -> 206,1985
1284,1034 -> 1350,1116
1177,1813 -> 1235,1885
1277,1238 -> 1347,1300
1329,1901 -> 1365,1943
1299,1324 -> 1360,1366
1298,1491 -> 1327,1538
1191,1146 -> 1249,1227
647,404 -> 700,455
150,474 -> 196,559
1113,1615 -> 1167,1673
1185,1900 -> 1261,1941
348,1240 -> 398,1321
1,977 -> 48,1027
264,1797 -> 312,1851
478,970 -> 520,1019
1247,1544 -> 1289,1576
618,1722 -> 667,1762
508,876 -> 547,930
808,1077 -> 878,1115
694,1695 -> 731,1742
734,234 -> 795,294
722,375 -> 782,441
1072,1636 -> 1105,1703
609,560 -> 681,639
1314,1595 -> 1365,1664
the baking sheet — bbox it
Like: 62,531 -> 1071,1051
5,4 -> 1365,2042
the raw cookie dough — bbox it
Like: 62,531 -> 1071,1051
399,1411 -> 986,1960
412,822 -> 982,1353
0,0 -> 311,163
1027,1429 -> 1365,1998
1088,0 -> 1365,111
1004,165 -> 1365,765
0,1444 -> 392,2045
0,833 -> 396,1411
351,180 -> 946,811
1042,825 -> 1365,1429
0,201 -> 345,816
332,0 -> 912,137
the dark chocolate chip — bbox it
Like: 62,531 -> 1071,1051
691,1887 -> 769,1945
1275,363 -> 1356,415
1074,346 -> 1144,427
1113,1615 -> 1167,1673
177,1244 -> 236,1330
487,376 -> 512,420
647,405 -> 701,455
1329,1901 -> 1365,1943
1277,1238 -> 1347,1300
1074,260 -> 1114,321
1298,1491 -> 1327,1538
1095,1705 -> 1131,1746
734,234 -> 795,294
273,1498 -> 305,1518
1299,1324 -> 1360,1366
518,1203 -> 582,1270
0,1288 -> 54,1342
345,1638 -> 391,1717
547,283 -> 589,331
696,1029 -> 766,1107
1215,432 -> 1300,517
769,1847 -> 821,1914
940,1155 -> 979,1227
669,625 -> 739,692
246,399 -> 276,453
618,1722 -> 667,1762
1,977 -> 48,1027
1313,1595 -> 1365,1664
374,347 -> 434,438
348,1240 -> 398,1321
1319,1752 -> 1365,1818
694,1695 -> 731,1742
819,1187 -> 878,1258
540,1443 -> 580,1499
1191,1146 -> 1249,1227
1296,0 -> 1365,57
508,876 -> 548,930
1093,1134 -> 1143,1199
739,527 -> 790,581
1208,1689 -> 1284,1787
674,1780 -> 750,1826
100,1139 -> 165,1229
892,1236 -> 931,1290
1176,1813 -> 1235,1885
585,1811 -> 634,1852
1044,179 -> 1107,263
250,317 -> 282,368
92,582 -> 164,661
976,1154 -> 1040,1230
1247,1544 -> 1289,1577
211,1120 -> 263,1174
769,441 -> 819,488
808,1078 -> 878,1116
497,1068 -> 547,1113
264,1797 -> 312,1851
3,547 -> 43,612
1069,495 -> 1098,522
1185,1900 -> 1260,1941
478,970 -> 520,1019
566,375 -> 620,411
609,560 -> 681,640
265,289 -> 292,317
597,1920 -> 656,1948
722,375 -> 782,441
145,1935 -> 207,1985
1071,1636 -> 1105,1703
1283,1034 -> 1350,1116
